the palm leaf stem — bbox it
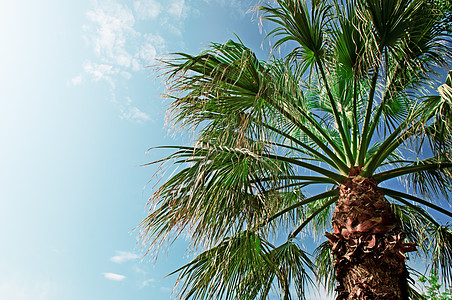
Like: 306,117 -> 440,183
263,154 -> 345,182
261,122 -> 339,168
291,104 -> 351,170
380,188 -> 452,219
290,196 -> 339,239
358,64 -> 381,166
363,117 -> 438,176
373,162 -> 452,183
365,92 -> 391,157
269,98 -> 349,173
155,145 -> 345,183
315,57 -> 354,166
361,116 -> 410,176
352,76 -> 359,162
263,182 -> 324,193
379,159 -> 422,167
390,195 -> 440,227
267,141 -> 316,157
364,54 -> 413,161
253,175 -> 337,186
361,63 -> 452,175
257,188 -> 339,229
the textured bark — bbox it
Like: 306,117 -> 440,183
327,175 -> 415,300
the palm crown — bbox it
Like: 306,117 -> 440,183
140,0 -> 452,299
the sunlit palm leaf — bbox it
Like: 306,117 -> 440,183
427,224 -> 452,286
172,231 -> 313,300
314,240 -> 336,294
259,0 -> 329,68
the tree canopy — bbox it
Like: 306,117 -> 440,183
140,0 -> 452,299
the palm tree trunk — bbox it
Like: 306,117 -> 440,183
327,176 -> 415,300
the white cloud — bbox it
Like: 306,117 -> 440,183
71,75 -> 83,86
120,106 -> 151,123
132,265 -> 147,275
168,0 -> 185,18
140,278 -> 156,288
160,286 -> 172,292
84,2 -> 168,75
84,62 -> 117,80
134,0 -> 161,20
83,62 -> 119,87
86,2 -> 138,68
144,33 -> 166,50
121,70 -> 132,80
79,0 -> 177,122
110,251 -> 139,263
118,97 -> 151,123
137,43 -> 157,66
214,0 -> 252,17
103,273 -> 126,281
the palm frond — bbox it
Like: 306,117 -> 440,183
331,0 -> 371,78
162,40 -> 351,171
314,240 -> 336,295
139,144 -> 296,249
267,239 -> 315,300
391,202 -> 433,255
259,0 -> 329,67
172,231 -> 271,300
380,188 -> 452,219
427,224 -> 452,286
172,231 -> 313,300
406,267 -> 426,300
407,160 -> 452,202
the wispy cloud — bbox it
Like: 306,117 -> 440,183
73,0 -> 183,122
208,0 -> 254,17
134,0 -> 162,20
140,278 -> 156,288
132,265 -> 147,275
71,75 -> 83,86
119,97 -> 151,123
83,62 -> 119,86
86,2 -> 137,68
0,279 -> 56,300
103,273 -> 126,281
110,251 -> 139,263
168,0 -> 185,18
82,0 -> 178,78
120,106 -> 151,123
138,277 -> 172,292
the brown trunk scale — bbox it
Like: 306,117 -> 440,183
326,175 -> 416,300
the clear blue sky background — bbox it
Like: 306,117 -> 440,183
2,0 -> 447,299
0,0 -> 272,299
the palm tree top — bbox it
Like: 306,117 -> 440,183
140,0 -> 452,298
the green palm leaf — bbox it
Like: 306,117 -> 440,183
172,231 -> 313,300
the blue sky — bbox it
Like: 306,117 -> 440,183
0,0 -> 276,299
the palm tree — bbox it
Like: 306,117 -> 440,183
139,0 -> 452,299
